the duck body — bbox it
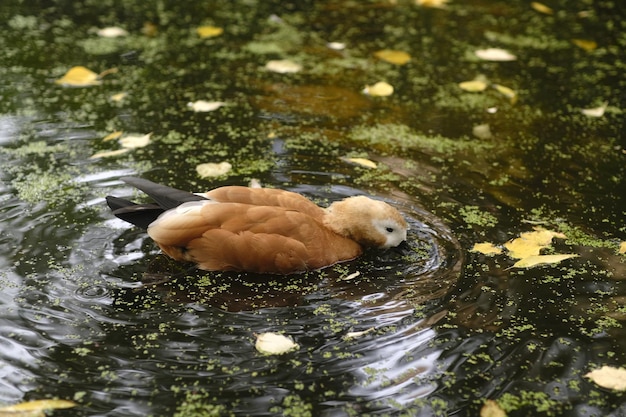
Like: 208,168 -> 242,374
107,177 -> 408,274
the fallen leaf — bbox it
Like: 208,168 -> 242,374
119,133 -> 152,149
196,25 -> 223,38
344,327 -> 376,340
585,366 -> 626,391
572,39 -> 597,52
363,81 -> 394,97
459,80 -> 488,92
475,48 -> 517,62
110,92 -> 127,102
493,84 -> 518,104
187,100 -> 226,112
265,59 -> 302,74
511,254 -> 578,268
471,242 -> 502,256
341,157 -> 377,169
581,102 -> 608,117
416,0 -> 450,8
89,148 -> 131,159
255,332 -> 299,355
0,399 -> 76,413
327,41 -> 346,50
480,399 -> 506,417
103,131 -> 123,142
196,161 -> 232,178
531,2 -> 554,15
504,228 -> 566,259
340,271 -> 361,281
55,66 -> 101,87
97,26 -> 128,38
374,49 -> 411,65
619,242 -> 626,255
472,123 -> 493,139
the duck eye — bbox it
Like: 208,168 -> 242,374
385,227 -> 394,233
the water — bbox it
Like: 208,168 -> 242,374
0,0 -> 625,416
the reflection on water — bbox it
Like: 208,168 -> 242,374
0,0 -> 625,416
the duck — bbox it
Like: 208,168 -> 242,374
106,177 -> 408,274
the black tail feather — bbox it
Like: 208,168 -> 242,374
120,177 -> 206,210
106,177 -> 208,229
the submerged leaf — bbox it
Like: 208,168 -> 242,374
471,242 -> 502,256
265,59 -> 302,74
363,81 -> 394,97
374,49 -> 411,65
196,26 -> 223,38
511,254 -> 578,268
531,2 -> 554,15
55,66 -> 101,87
255,332 -> 299,355
196,161 -> 232,178
585,366 -> 626,391
572,39 -> 597,52
475,48 -> 517,62
187,100 -> 226,112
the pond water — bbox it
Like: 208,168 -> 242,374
0,0 -> 625,416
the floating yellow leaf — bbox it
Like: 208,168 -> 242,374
0,399 -> 76,413
480,399 -> 506,417
619,242 -> 626,255
471,242 -> 502,256
255,332 -> 299,355
119,133 -> 152,149
363,81 -> 394,97
97,26 -> 129,38
459,80 -> 488,92
504,228 -> 566,259
103,131 -> 123,142
531,2 -> 554,15
196,25 -> 223,38
581,102 -> 608,117
89,148 -> 131,159
585,366 -> 626,391
265,59 -> 302,74
493,84 -> 518,104
374,49 -> 411,65
511,254 -> 578,268
196,161 -> 232,178
572,39 -> 597,52
416,0 -> 450,8
341,157 -> 377,169
55,66 -> 101,87
187,100 -> 226,112
475,48 -> 517,62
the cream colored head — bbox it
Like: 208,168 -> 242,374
324,196 -> 408,248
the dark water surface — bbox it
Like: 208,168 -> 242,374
0,1 -> 625,416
